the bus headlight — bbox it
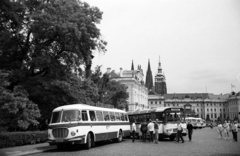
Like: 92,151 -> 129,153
71,131 -> 76,136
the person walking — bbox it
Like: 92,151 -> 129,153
154,119 -> 159,144
232,120 -> 238,142
139,123 -> 142,141
148,119 -> 154,142
176,120 -> 184,143
223,120 -> 230,139
140,119 -> 148,142
187,121 -> 193,141
131,120 -> 137,142
217,123 -> 223,138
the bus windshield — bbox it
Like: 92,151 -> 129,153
51,110 -> 80,123
51,111 -> 61,123
165,111 -> 184,122
62,110 -> 80,122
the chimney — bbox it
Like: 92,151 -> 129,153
107,68 -> 111,74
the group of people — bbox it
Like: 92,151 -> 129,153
131,119 -> 160,144
131,119 -> 193,144
217,120 -> 238,142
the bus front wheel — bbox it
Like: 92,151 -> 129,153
85,133 -> 94,149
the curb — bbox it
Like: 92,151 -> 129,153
0,143 -> 55,156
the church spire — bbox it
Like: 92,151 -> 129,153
131,60 -> 134,70
158,56 -> 162,73
145,59 -> 153,92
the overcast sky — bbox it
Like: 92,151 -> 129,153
85,0 -> 240,95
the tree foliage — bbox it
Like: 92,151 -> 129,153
0,0 -> 129,131
0,0 -> 107,131
0,0 -> 107,87
0,72 -> 41,131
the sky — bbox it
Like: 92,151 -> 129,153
85,0 -> 240,95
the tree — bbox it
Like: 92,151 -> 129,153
91,66 -> 129,109
0,72 -> 41,131
104,81 -> 129,110
0,0 -> 107,89
0,0 -> 107,129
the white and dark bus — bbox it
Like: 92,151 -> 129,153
127,107 -> 187,141
47,104 -> 131,150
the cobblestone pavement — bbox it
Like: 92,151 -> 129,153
3,127 -> 240,156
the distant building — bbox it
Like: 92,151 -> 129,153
107,61 -> 148,111
148,92 -> 240,122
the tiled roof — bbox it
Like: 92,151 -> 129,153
208,93 -> 229,100
164,93 -> 209,99
164,93 -> 231,100
109,71 -> 120,78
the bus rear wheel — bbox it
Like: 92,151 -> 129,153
115,130 -> 123,143
169,136 -> 175,141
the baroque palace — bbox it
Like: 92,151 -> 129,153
106,57 -> 240,122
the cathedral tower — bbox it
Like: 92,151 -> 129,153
154,56 -> 167,95
145,59 -> 153,91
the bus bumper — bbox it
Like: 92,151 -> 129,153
48,135 -> 85,146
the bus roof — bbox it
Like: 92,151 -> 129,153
52,104 -> 126,113
127,107 -> 183,115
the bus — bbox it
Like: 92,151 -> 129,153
185,117 -> 205,129
127,107 -> 187,141
47,104 -> 131,150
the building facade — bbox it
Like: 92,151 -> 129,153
108,64 -> 148,112
148,93 -> 240,122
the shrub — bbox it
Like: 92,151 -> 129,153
0,131 -> 47,148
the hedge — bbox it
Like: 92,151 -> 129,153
0,131 -> 47,148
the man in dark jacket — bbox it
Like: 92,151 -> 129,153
187,121 -> 193,141
141,119 -> 148,142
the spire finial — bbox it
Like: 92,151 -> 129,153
131,60 -> 134,70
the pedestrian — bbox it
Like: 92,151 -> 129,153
154,119 -> 159,144
139,123 -> 142,141
140,119 -> 148,142
217,123 -> 223,138
187,121 -> 193,141
229,120 -> 234,140
232,120 -> 238,142
147,119 -> 154,142
176,120 -> 184,143
223,120 -> 230,139
131,120 -> 136,142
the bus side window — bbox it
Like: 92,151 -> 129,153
82,110 -> 88,121
115,112 -> 120,121
129,116 -> 134,122
89,110 -> 96,121
125,114 -> 128,121
120,113 -> 125,121
103,111 -> 110,121
110,112 -> 115,121
96,111 -> 104,121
